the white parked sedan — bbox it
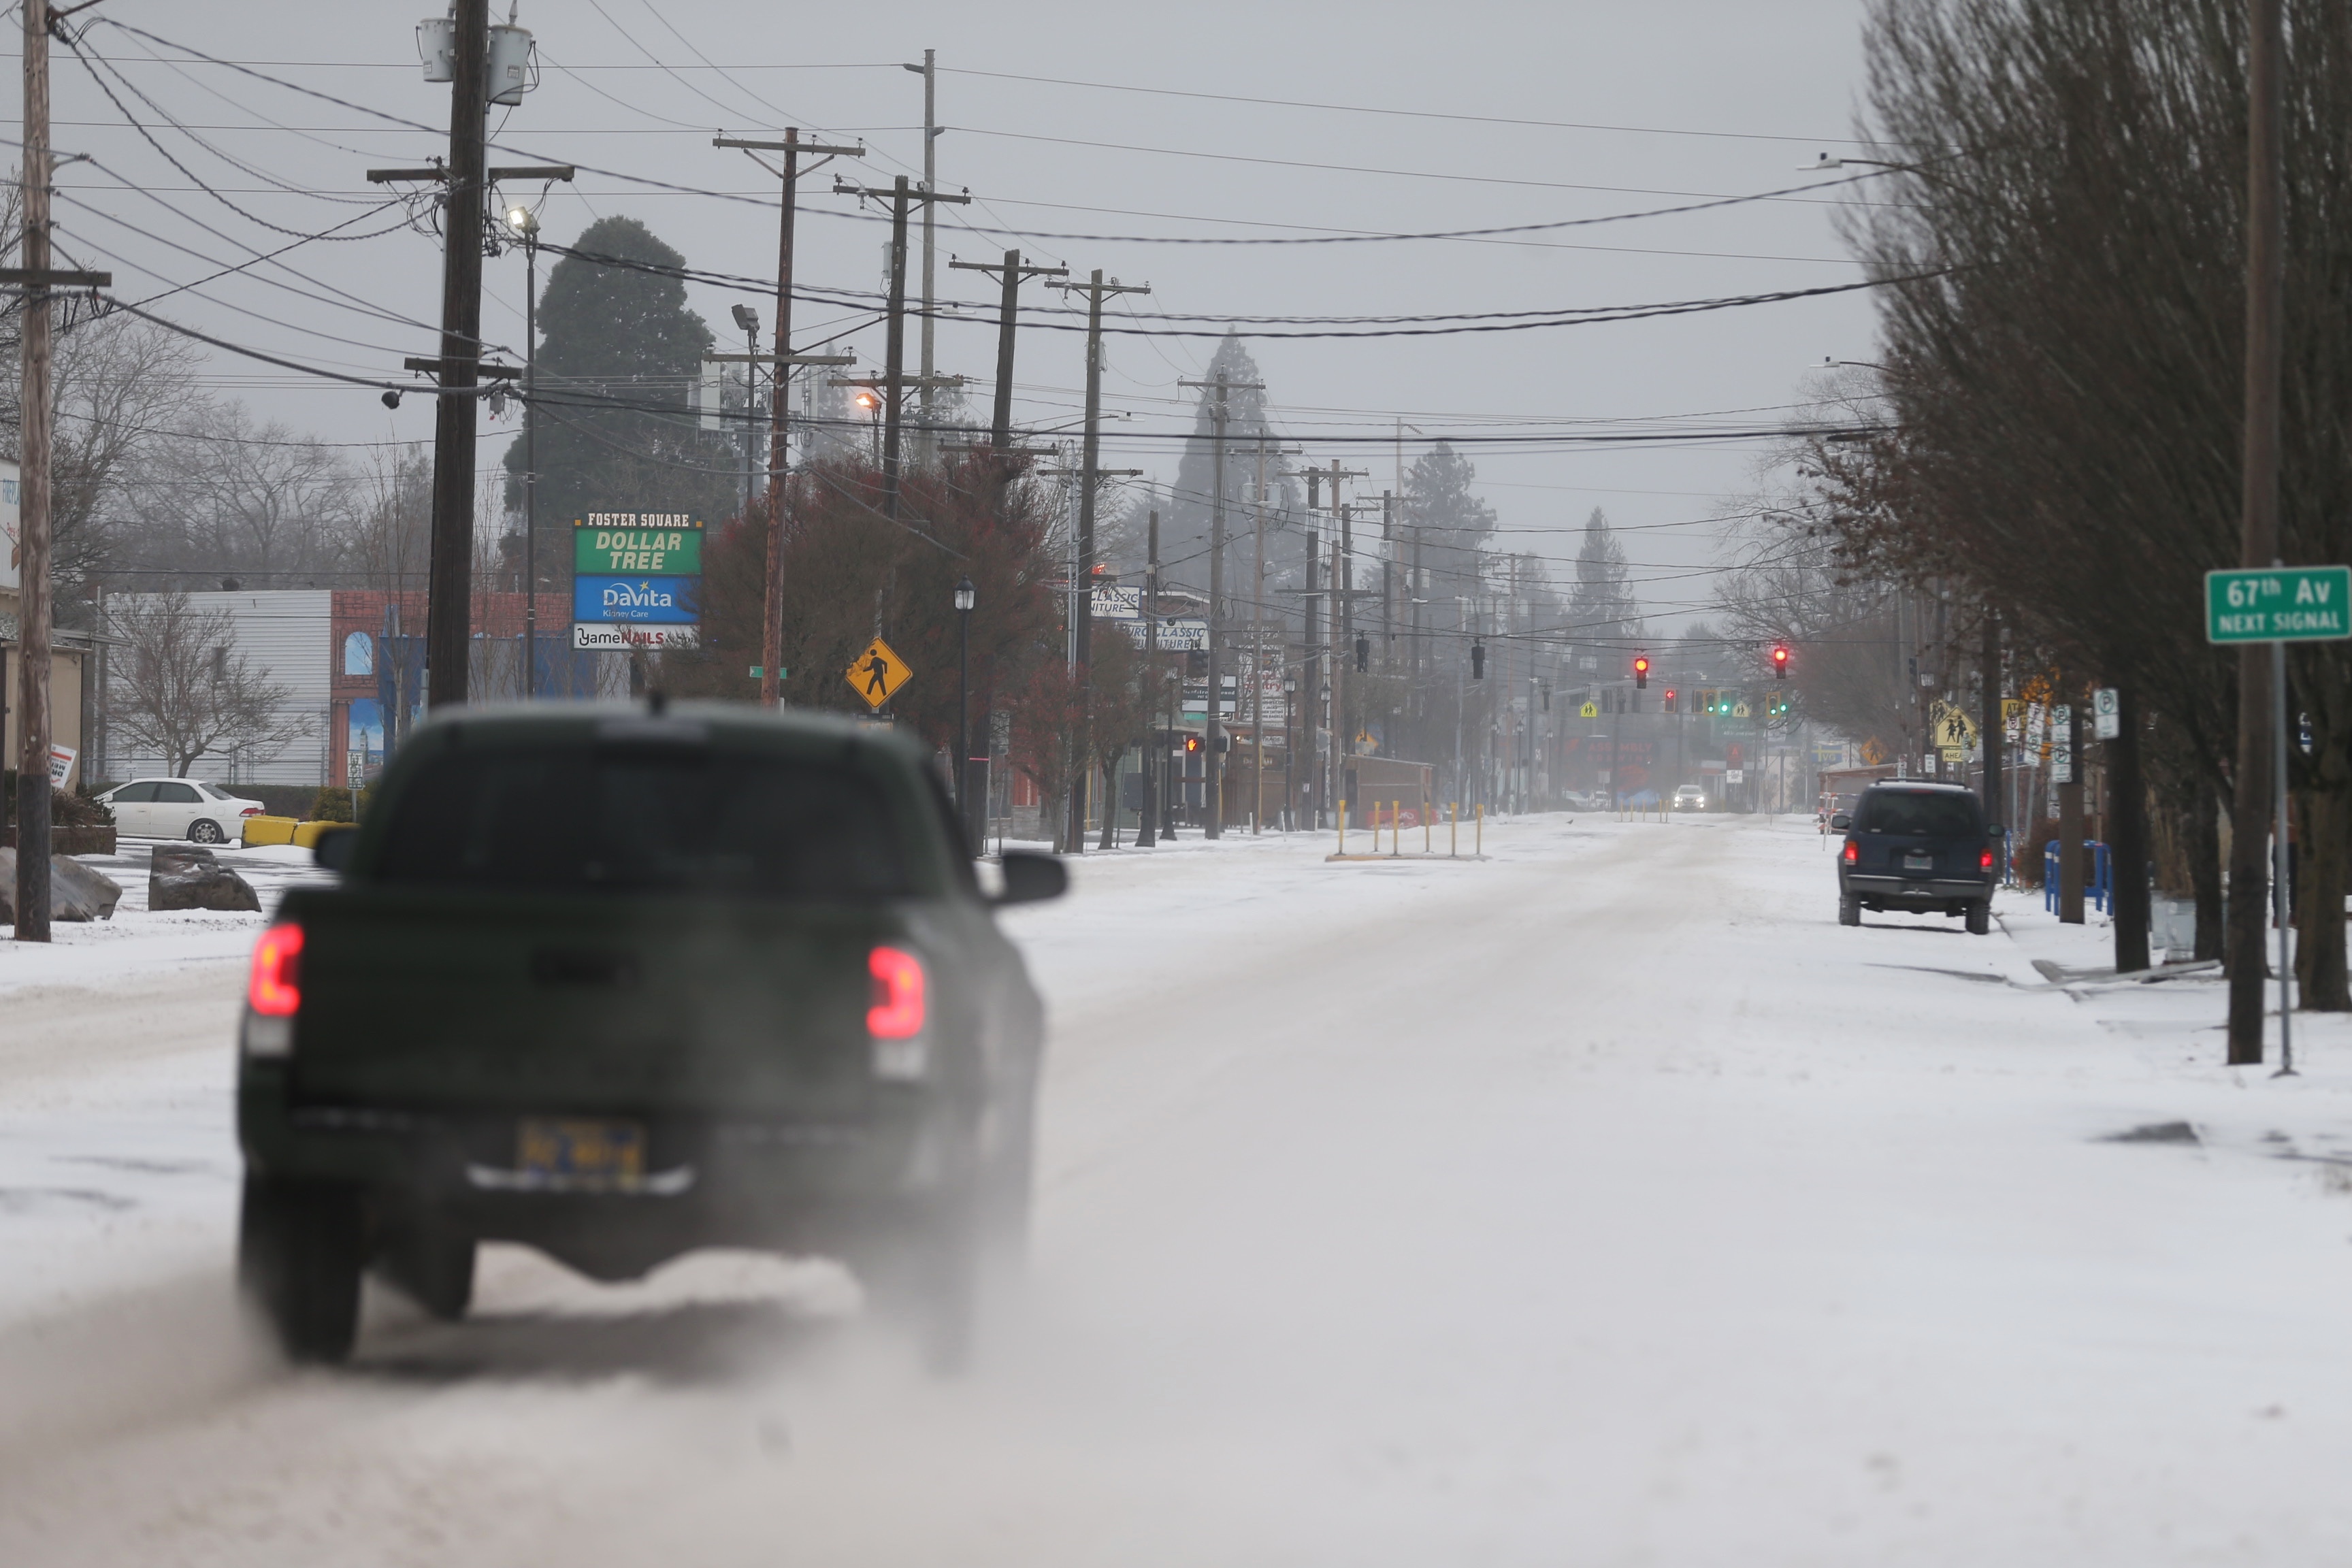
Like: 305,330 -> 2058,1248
97,777 -> 267,843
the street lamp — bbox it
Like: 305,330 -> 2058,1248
954,576 -> 977,842
507,203 -> 541,697
854,389 -> 882,465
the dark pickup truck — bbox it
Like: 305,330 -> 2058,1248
235,702 -> 1064,1368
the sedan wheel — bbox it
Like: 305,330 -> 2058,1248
189,819 -> 224,845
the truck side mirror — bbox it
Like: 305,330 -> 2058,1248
994,849 -> 1067,906
1829,812 -> 1851,831
313,826 -> 359,872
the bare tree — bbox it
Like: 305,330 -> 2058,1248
107,590 -> 312,775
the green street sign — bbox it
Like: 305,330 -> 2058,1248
574,514 -> 703,575
2206,565 -> 2352,643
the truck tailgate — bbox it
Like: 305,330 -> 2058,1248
287,886 -> 896,1118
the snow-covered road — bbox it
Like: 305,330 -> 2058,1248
5,814 -> 2352,1563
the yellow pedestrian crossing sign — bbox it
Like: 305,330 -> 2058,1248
1580,700 -> 1599,718
845,636 -> 913,711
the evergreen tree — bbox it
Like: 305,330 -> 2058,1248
502,216 -> 736,589
1163,333 -> 1306,606
1563,508 -> 1645,687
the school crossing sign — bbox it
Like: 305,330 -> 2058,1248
2206,565 -> 2352,644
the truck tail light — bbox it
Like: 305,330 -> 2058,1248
1980,847 -> 1995,870
868,946 -> 926,1040
248,923 -> 304,1017
1842,840 -> 1859,864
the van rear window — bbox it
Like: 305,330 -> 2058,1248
1859,791 -> 1982,836
373,745 -> 912,899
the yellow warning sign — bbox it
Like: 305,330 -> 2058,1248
1579,701 -> 1599,718
845,636 -> 913,711
1929,701 -> 1978,749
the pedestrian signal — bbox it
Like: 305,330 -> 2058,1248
1182,734 -> 1202,755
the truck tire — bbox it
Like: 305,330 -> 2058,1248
1838,892 -> 1861,927
378,1222 -> 475,1322
238,1174 -> 365,1363
1967,899 -> 1991,936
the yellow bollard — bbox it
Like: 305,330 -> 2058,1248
1392,800 -> 1401,858
1337,799 -> 1348,857
1476,802 -> 1484,855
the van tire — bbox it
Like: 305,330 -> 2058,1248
1838,892 -> 1861,927
1966,899 -> 1991,936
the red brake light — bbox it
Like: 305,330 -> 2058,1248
1842,840 -> 1859,864
248,923 -> 303,1017
1980,848 -> 1995,870
240,806 -> 262,816
868,946 -> 926,1039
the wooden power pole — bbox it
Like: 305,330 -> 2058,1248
833,176 -> 970,525
716,131 -> 860,708
423,0 -> 489,709
10,0 -> 105,943
2228,0 -> 2286,1066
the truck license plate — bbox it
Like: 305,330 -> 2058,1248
517,1117 -> 645,1182
1902,852 -> 1933,872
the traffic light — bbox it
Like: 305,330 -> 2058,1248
1354,635 -> 1369,672
1471,640 -> 1486,679
1182,734 -> 1202,756
1663,687 -> 1677,713
1772,643 -> 1790,679
1633,654 -> 1649,689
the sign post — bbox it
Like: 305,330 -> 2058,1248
2204,563 -> 2351,1074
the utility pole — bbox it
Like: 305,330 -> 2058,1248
1302,459 -> 1367,818
9,0 -> 107,943
1247,438 -> 1302,834
2228,0 -> 2285,1066
904,51 -> 942,463
949,249 -> 1066,504
715,130 -> 862,709
1138,508 -> 1161,849
1304,523 -> 1322,827
1177,363 -> 1256,839
834,175 -> 970,523
425,0 -> 489,709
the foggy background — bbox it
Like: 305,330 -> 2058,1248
20,0 -> 1880,636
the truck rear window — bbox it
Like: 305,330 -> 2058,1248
372,745 -> 913,899
1859,792 -> 1982,836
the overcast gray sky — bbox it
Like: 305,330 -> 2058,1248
25,0 -> 1882,635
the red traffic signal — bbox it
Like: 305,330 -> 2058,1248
1771,644 -> 1790,678
1632,654 -> 1650,689
1663,688 -> 1677,712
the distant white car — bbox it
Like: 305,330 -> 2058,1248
1672,783 -> 1708,813
96,777 -> 266,843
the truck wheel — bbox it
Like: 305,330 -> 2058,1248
237,1174 -> 364,1363
1838,892 -> 1861,927
378,1223 -> 475,1322
1967,899 -> 1991,936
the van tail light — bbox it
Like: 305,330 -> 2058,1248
1842,840 -> 1859,864
1980,847 -> 1995,870
248,922 -> 304,1017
